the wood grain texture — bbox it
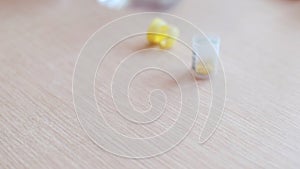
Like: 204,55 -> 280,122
1,0 -> 300,168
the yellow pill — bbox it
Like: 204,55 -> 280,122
147,18 -> 179,49
147,18 -> 167,44
195,63 -> 214,75
159,25 -> 179,49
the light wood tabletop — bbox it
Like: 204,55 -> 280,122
1,0 -> 300,168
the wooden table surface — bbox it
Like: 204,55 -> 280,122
1,0 -> 300,168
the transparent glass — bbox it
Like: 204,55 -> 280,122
192,35 -> 220,79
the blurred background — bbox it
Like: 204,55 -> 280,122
1,0 -> 300,169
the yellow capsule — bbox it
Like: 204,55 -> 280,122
195,63 -> 214,75
147,18 -> 179,49
147,18 -> 167,44
159,25 -> 179,49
